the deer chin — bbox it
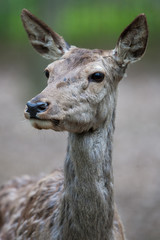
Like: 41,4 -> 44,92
30,119 -> 91,133
29,119 -> 61,131
30,119 -> 53,130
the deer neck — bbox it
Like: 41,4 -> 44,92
57,110 -> 116,240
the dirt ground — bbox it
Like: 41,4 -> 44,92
0,61 -> 160,240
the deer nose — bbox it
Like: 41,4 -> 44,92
26,101 -> 49,119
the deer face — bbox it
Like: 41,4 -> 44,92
25,48 -> 120,132
21,9 -> 148,133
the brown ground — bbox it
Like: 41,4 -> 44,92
0,61 -> 159,240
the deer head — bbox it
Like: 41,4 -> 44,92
21,9 -> 148,133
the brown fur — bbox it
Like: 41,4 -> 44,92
0,9 -> 148,239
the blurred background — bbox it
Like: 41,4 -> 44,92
0,0 -> 160,239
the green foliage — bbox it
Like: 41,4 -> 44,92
57,0 -> 160,47
0,0 -> 38,42
0,0 -> 159,48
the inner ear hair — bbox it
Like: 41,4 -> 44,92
21,9 -> 70,60
114,14 -> 148,65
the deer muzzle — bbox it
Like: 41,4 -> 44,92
25,101 -> 49,119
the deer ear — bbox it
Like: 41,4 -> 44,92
21,9 -> 70,60
113,14 -> 148,66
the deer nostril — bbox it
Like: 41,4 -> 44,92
26,101 -> 49,119
36,102 -> 49,111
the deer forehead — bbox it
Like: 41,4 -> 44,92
46,47 -> 112,81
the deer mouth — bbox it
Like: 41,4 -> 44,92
24,108 -> 61,130
51,119 -> 60,126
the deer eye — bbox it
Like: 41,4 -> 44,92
88,72 -> 105,83
44,69 -> 50,78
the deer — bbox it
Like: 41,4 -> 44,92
0,9 -> 148,240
